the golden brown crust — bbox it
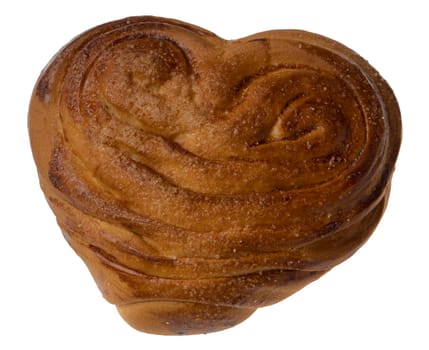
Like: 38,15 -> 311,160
28,16 -> 401,335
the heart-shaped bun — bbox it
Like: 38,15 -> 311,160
29,16 -> 401,335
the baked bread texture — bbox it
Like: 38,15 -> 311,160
29,16 -> 401,335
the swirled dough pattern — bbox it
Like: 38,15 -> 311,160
29,16 -> 401,335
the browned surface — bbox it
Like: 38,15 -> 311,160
28,16 -> 401,335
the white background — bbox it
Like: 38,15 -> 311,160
1,0 -> 428,349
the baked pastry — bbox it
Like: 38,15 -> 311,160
28,16 -> 401,335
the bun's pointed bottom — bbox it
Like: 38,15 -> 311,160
117,302 -> 255,335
